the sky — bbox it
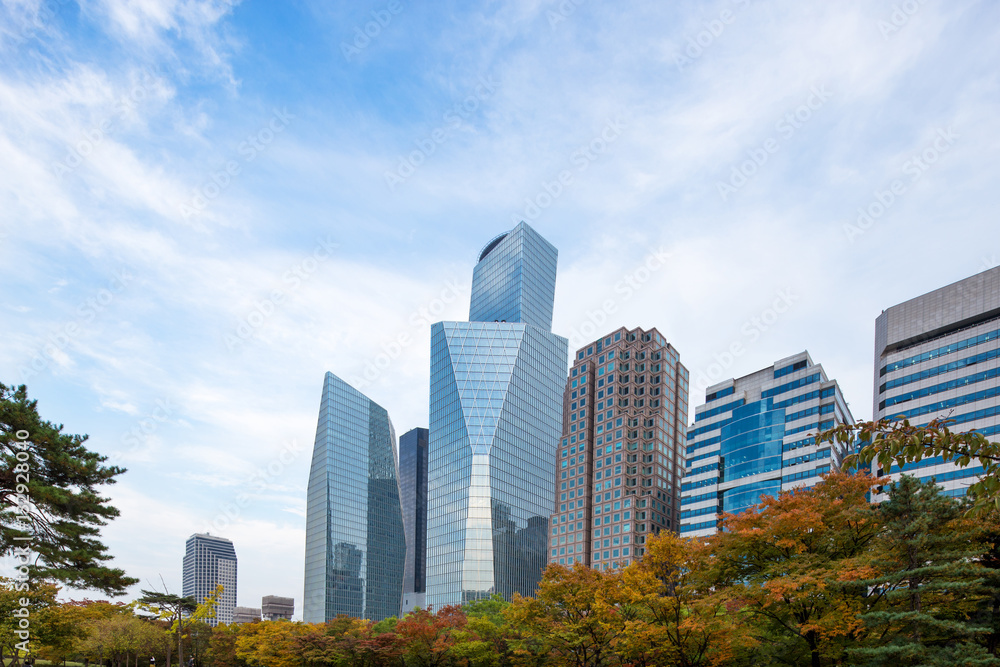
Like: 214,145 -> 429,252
1,0 -> 998,618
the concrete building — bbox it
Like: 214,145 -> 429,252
182,533 -> 237,626
261,596 -> 294,621
873,266 -> 1000,497
303,373 -> 405,622
549,326 -> 689,570
680,351 -> 854,537
233,607 -> 261,624
426,222 -> 568,607
399,427 -> 429,613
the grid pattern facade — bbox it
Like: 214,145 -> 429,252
680,352 -> 854,537
426,222 -> 568,609
549,327 -> 689,571
181,533 -> 237,626
874,266 -> 1000,498
233,607 -> 261,624
303,372 -> 405,623
261,595 -> 294,621
469,222 -> 558,331
399,427 -> 429,613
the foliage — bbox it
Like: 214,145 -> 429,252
0,383 -> 137,595
823,417 -> 1000,515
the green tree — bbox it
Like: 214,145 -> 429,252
0,383 -> 136,595
0,577 -> 58,667
847,475 -> 1000,666
139,586 -> 219,667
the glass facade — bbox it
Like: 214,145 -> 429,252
182,533 -> 237,626
427,222 -> 568,608
399,427 -> 429,613
303,372 -> 405,622
680,352 -> 854,537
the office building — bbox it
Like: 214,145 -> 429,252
873,266 -> 1000,497
680,351 -> 854,537
303,372 -> 406,623
261,595 -> 294,621
181,533 -> 237,626
426,222 -> 569,607
399,427 -> 429,613
233,607 -> 261,624
549,326 -> 689,570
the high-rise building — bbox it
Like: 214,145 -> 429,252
549,327 -> 689,570
873,266 -> 1000,497
233,607 -> 261,624
426,222 -> 568,608
680,351 -> 854,537
261,595 -> 294,621
182,533 -> 237,626
399,427 -> 429,613
303,372 -> 406,623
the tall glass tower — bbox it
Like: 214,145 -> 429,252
426,222 -> 568,607
182,533 -> 237,626
399,427 -> 429,613
303,372 -> 405,622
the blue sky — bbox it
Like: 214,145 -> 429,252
1,0 -> 998,617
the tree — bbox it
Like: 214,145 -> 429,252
138,588 -> 212,667
704,472 -> 883,667
847,475 -> 1000,666
0,577 -> 58,667
76,615 -> 166,667
206,624 -> 245,667
235,620 -> 312,667
0,383 -> 137,595
823,417 -> 1000,515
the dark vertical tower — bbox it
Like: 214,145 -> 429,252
399,427 -> 429,613
303,372 -> 405,622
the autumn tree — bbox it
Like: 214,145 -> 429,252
847,475 -> 1000,666
704,471 -> 883,667
235,620 -> 312,667
0,577 -> 58,667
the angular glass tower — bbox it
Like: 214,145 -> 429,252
303,372 -> 405,623
182,533 -> 237,626
426,222 -> 569,608
399,427 -> 429,613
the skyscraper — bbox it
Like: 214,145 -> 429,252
680,351 -> 854,537
426,222 -> 569,607
873,266 -> 1000,497
182,533 -> 237,626
549,326 -> 689,570
303,372 -> 405,623
399,427 -> 429,613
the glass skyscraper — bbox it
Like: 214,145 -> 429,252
303,372 -> 405,623
680,352 -> 854,537
426,222 -> 568,608
182,533 -> 237,626
873,266 -> 1000,498
549,326 -> 689,571
399,427 -> 429,613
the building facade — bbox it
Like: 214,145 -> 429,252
233,607 -> 261,624
399,427 -> 429,613
303,372 -> 406,623
426,222 -> 569,608
873,266 -> 1000,497
181,533 -> 237,626
261,595 -> 294,621
548,327 -> 689,570
680,351 -> 854,537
